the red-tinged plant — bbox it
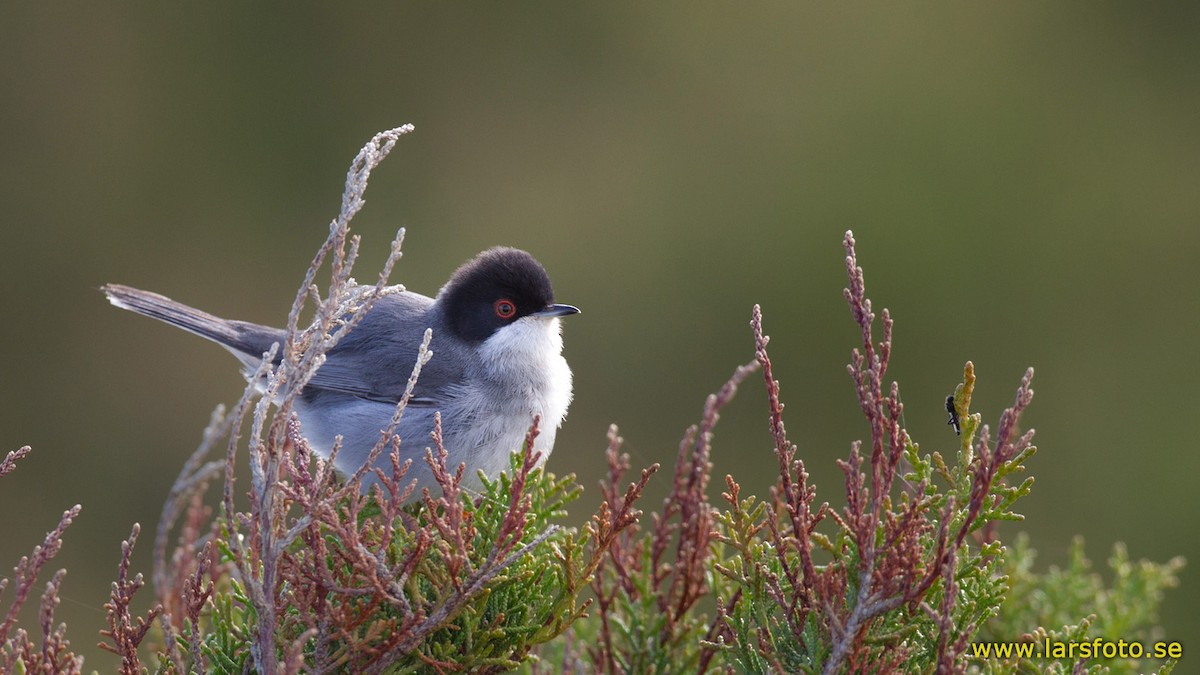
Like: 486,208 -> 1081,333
705,232 -> 1043,673
1,447 -> 84,674
1,129 -> 1183,674
136,127 -> 656,674
570,230 -> 1179,675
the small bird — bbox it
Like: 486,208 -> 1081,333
104,247 -> 579,495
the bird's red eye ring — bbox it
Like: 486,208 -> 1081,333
494,299 -> 517,319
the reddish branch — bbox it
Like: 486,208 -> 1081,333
98,524 -> 163,675
590,358 -> 755,673
1,447 -> 84,673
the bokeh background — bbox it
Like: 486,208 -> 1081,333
2,4 -> 1197,668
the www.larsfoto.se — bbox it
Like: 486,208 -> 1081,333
970,638 -> 1183,660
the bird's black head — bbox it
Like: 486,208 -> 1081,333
439,247 -> 579,343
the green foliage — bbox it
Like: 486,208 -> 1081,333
541,358 -> 1181,675
169,450 -> 613,673
526,232 -> 1186,674
590,541 -> 713,673
186,578 -> 254,674
3,202 -> 1185,674
971,534 -> 1184,674
698,363 -> 1031,673
389,458 -> 589,671
141,273 -> 1186,674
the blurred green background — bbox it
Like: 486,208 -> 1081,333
2,4 -> 1197,669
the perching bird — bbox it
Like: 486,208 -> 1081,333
104,246 -> 579,494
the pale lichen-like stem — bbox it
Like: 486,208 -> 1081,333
154,405 -> 230,604
219,348 -> 276,535
220,343 -> 279,572
273,328 -> 434,615
211,126 -> 414,675
152,403 -> 226,667
243,349 -> 288,674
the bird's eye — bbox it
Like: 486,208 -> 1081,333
494,299 -> 517,319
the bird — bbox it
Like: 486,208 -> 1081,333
103,246 -> 579,495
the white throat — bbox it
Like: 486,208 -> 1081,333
476,316 -> 573,428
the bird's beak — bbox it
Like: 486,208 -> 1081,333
533,303 -> 581,318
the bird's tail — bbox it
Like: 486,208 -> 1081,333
102,284 -> 283,365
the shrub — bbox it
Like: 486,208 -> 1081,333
1,129 -> 1182,674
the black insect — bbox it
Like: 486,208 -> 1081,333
945,394 -> 961,436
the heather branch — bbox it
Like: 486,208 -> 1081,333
102,150 -> 1075,673
183,542 -> 217,669
594,232 -> 1098,673
203,127 -> 416,675
653,358 -> 757,630
591,358 -> 754,673
362,419 -> 561,673
37,569 -> 82,674
662,361 -> 756,624
833,294 -> 1033,673
822,231 -> 931,674
751,305 -> 826,637
589,425 -> 660,673
220,340 -> 279,575
487,418 -> 545,565
0,503 -> 81,648
105,124 -> 636,672
154,404 -> 229,609
98,524 -> 162,675
0,449 -> 83,674
0,446 -> 31,479
954,367 -> 1036,551
594,425 -> 657,565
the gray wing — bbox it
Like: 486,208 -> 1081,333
305,293 -> 464,407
